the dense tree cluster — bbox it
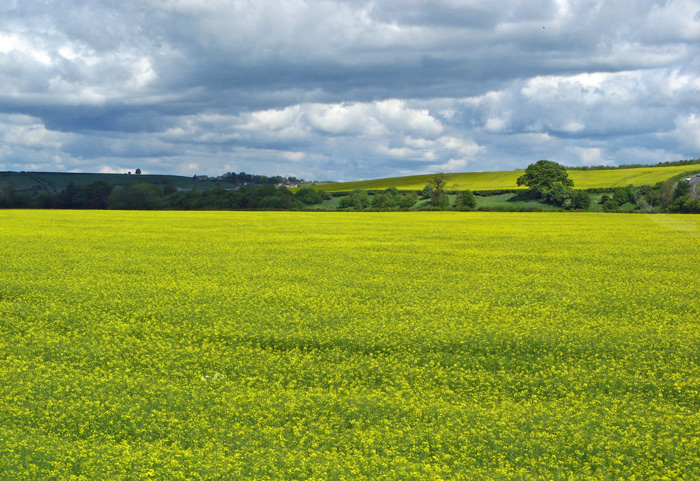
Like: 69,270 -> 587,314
0,181 -> 114,209
517,160 -> 574,198
516,160 -> 591,210
338,188 -> 418,210
0,181 -> 331,211
218,172 -> 302,186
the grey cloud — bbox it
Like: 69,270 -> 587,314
0,0 -> 699,179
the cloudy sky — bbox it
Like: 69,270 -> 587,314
1,0 -> 699,181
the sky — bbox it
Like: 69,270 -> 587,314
1,0 -> 699,181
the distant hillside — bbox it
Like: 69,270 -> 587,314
0,172 -> 239,193
305,163 -> 700,192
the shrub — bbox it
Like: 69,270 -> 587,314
454,190 -> 476,209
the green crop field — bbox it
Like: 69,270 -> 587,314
309,164 -> 700,192
1,211 -> 699,479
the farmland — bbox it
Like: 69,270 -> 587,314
1,210 -> 699,479
309,163 -> 700,192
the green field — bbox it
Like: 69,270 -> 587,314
310,164 -> 700,192
1,211 -> 699,479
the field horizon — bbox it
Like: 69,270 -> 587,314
2,162 -> 700,196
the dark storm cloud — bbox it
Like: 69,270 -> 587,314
0,0 -> 699,179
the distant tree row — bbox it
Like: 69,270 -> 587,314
0,181 -> 333,211
218,172 -> 302,186
565,158 -> 700,170
0,181 -> 113,209
2,164 -> 697,213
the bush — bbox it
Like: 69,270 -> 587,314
602,199 -> 620,212
371,193 -> 399,209
454,190 -> 476,209
669,195 -> 700,213
295,187 -> 323,205
570,190 -> 591,210
339,190 -> 370,210
399,192 -> 418,209
674,180 -> 691,199
613,185 -> 637,205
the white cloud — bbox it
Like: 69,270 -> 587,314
672,114 -> 700,150
574,147 -> 611,166
0,0 -> 699,179
0,114 -> 65,149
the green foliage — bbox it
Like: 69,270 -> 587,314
421,183 -> 434,199
338,190 -> 370,210
295,187 -> 323,205
73,181 -> 113,209
602,199 -> 620,212
517,160 -> 574,198
674,180 -> 691,199
399,192 -> 418,209
384,186 -> 400,197
163,183 -> 177,196
454,190 -> 476,209
429,173 -> 448,207
613,185 -> 637,205
570,190 -> 591,210
669,195 -> 700,213
107,183 -> 166,210
371,193 -> 397,209
539,183 -> 590,210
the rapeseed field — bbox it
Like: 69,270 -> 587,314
310,163 -> 700,192
1,210 -> 699,480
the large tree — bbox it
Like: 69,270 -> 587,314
429,173 -> 448,207
516,160 -> 573,198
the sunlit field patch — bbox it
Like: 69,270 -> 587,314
1,210 -> 699,479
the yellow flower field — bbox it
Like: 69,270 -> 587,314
1,210 -> 699,479
308,163 -> 700,192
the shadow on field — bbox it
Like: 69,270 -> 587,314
507,191 -> 536,203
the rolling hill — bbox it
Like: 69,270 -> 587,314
0,171 -> 232,192
306,163 -> 700,192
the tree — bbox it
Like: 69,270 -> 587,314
674,179 -> 691,199
516,160 -> 573,198
135,168 -> 142,175
613,185 -> 637,205
454,190 -> 476,209
339,190 -> 370,210
429,173 -> 448,207
58,182 -> 81,209
107,183 -> 165,210
295,187 -> 323,205
570,190 -> 591,210
73,181 -> 113,209
399,192 -> 418,209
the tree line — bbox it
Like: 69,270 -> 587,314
1,162 -> 698,212
0,181 -> 331,210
